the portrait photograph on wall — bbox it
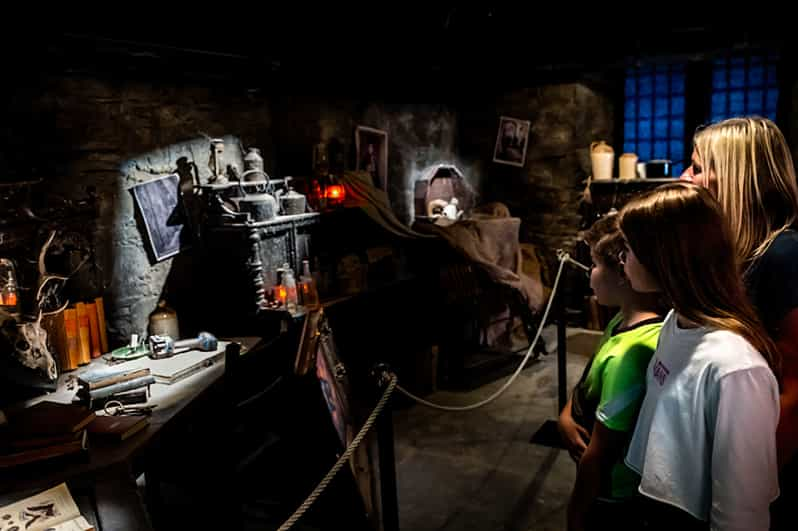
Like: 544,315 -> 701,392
493,116 -> 530,167
355,125 -> 389,190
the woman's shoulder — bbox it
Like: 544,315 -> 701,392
697,329 -> 770,375
749,229 -> 798,279
763,229 -> 798,261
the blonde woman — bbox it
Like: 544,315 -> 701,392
620,182 -> 780,530
683,116 -> 798,529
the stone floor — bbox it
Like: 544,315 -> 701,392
147,327 -> 600,531
392,328 -> 600,531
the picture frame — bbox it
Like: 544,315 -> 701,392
130,174 -> 192,263
493,116 -> 530,167
307,307 -> 386,531
355,125 -> 389,191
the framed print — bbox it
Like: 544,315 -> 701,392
355,125 -> 389,190
493,116 -> 530,167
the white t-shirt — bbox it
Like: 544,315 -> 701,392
625,310 -> 780,531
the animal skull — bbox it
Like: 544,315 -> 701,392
1,230 -> 77,383
6,319 -> 57,381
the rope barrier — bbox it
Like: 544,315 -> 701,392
276,375 -> 397,531
394,250 -> 587,412
276,251 -> 591,529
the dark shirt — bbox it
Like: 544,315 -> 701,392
745,229 -> 798,337
745,229 -> 798,531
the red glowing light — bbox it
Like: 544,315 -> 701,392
325,184 -> 345,202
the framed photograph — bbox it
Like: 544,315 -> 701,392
355,125 -> 389,190
493,116 -> 530,167
130,174 -> 192,263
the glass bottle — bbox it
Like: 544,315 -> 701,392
1,271 -> 17,307
299,259 -> 319,308
148,299 -> 180,339
283,268 -> 298,313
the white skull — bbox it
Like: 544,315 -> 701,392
11,321 -> 58,381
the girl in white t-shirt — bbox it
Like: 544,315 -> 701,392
617,182 -> 781,531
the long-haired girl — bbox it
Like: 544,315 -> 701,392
620,182 -> 780,530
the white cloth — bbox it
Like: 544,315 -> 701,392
625,310 -> 780,531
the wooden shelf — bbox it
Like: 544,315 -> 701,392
0,179 -> 43,188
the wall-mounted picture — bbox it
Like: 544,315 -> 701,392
130,174 -> 192,264
355,126 -> 389,191
493,116 -> 530,167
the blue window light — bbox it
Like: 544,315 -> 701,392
710,53 -> 779,122
624,64 -> 687,177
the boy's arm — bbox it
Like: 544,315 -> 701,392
568,342 -> 652,530
558,395 -> 590,462
567,422 -> 626,531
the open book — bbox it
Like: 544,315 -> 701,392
0,483 -> 93,531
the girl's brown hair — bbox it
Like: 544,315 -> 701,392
619,182 -> 780,378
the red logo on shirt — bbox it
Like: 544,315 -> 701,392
652,358 -> 670,385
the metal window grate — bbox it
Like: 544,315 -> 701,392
710,53 -> 779,123
623,64 -> 686,177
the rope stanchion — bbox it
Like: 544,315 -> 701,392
275,251 -> 591,530
395,250 -> 588,412
277,376 -> 397,531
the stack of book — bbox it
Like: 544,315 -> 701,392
0,401 -> 94,469
0,482 -> 95,530
75,366 -> 155,409
43,296 -> 109,372
86,414 -> 149,442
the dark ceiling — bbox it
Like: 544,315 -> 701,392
10,8 -> 795,90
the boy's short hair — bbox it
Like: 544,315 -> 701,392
581,212 -> 624,274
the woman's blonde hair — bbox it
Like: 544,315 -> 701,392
693,116 -> 798,268
619,182 -> 781,379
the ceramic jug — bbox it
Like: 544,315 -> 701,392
590,141 -> 614,180
619,152 -> 638,180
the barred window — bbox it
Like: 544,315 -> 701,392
710,53 -> 779,122
623,64 -> 687,177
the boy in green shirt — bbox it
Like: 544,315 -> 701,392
557,212 -> 664,531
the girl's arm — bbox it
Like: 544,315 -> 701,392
776,308 -> 798,467
711,367 -> 780,531
567,422 -> 626,531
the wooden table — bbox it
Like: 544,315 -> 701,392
0,344 -> 230,531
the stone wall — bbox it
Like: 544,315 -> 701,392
4,73 -> 273,345
3,73 -> 465,345
271,97 -> 466,224
458,82 -> 615,270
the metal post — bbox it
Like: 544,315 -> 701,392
377,402 -> 400,531
557,277 -> 568,412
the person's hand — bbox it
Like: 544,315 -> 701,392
558,409 -> 590,463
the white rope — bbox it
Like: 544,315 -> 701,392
277,375 -> 397,531
275,251 -> 592,529
395,252 -> 574,412
560,250 -> 590,272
